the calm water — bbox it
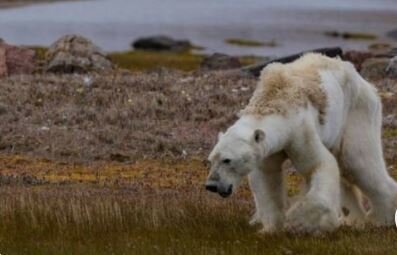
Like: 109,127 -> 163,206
0,0 -> 396,56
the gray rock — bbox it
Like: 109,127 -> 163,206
360,58 -> 389,80
45,35 -> 113,73
387,29 -> 397,40
200,53 -> 241,70
386,56 -> 397,79
132,35 -> 191,52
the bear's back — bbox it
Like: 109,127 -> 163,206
241,53 -> 343,123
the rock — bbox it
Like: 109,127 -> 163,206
45,35 -> 113,73
386,29 -> 397,40
386,56 -> 397,79
0,42 -> 36,78
343,51 -> 373,71
243,47 -> 343,77
200,53 -> 241,70
132,35 -> 191,52
360,58 -> 389,80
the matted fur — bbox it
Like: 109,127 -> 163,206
241,53 -> 343,123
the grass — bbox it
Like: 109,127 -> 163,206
225,38 -> 277,47
0,154 -> 396,254
109,50 -> 204,71
324,31 -> 377,40
1,188 -> 397,255
109,50 -> 257,71
384,128 -> 397,138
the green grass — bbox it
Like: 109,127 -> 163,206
225,38 -> 277,47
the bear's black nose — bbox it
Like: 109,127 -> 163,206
205,184 -> 218,193
219,185 -> 233,198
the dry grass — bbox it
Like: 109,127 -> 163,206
0,152 -> 394,254
0,183 -> 397,255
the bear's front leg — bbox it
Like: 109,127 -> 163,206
249,153 -> 286,233
285,138 -> 341,234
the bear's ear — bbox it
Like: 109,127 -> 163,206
218,132 -> 224,140
253,129 -> 265,143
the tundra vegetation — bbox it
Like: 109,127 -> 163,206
0,45 -> 395,254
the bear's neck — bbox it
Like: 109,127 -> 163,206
236,114 -> 291,157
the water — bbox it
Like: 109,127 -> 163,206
0,0 -> 396,56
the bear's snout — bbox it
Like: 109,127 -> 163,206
218,184 -> 233,198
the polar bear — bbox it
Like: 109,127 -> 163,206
205,53 -> 397,233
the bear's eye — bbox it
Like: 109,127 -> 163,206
222,158 -> 231,164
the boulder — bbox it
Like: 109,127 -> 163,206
132,35 -> 191,52
360,58 -> 389,80
0,42 -> 36,78
200,53 -> 241,70
45,35 -> 112,73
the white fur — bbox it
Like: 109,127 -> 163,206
206,56 -> 397,233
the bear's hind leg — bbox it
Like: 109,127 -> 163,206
340,92 -> 397,226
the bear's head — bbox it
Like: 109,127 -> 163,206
205,127 -> 266,198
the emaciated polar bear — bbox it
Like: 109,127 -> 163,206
205,53 -> 397,233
